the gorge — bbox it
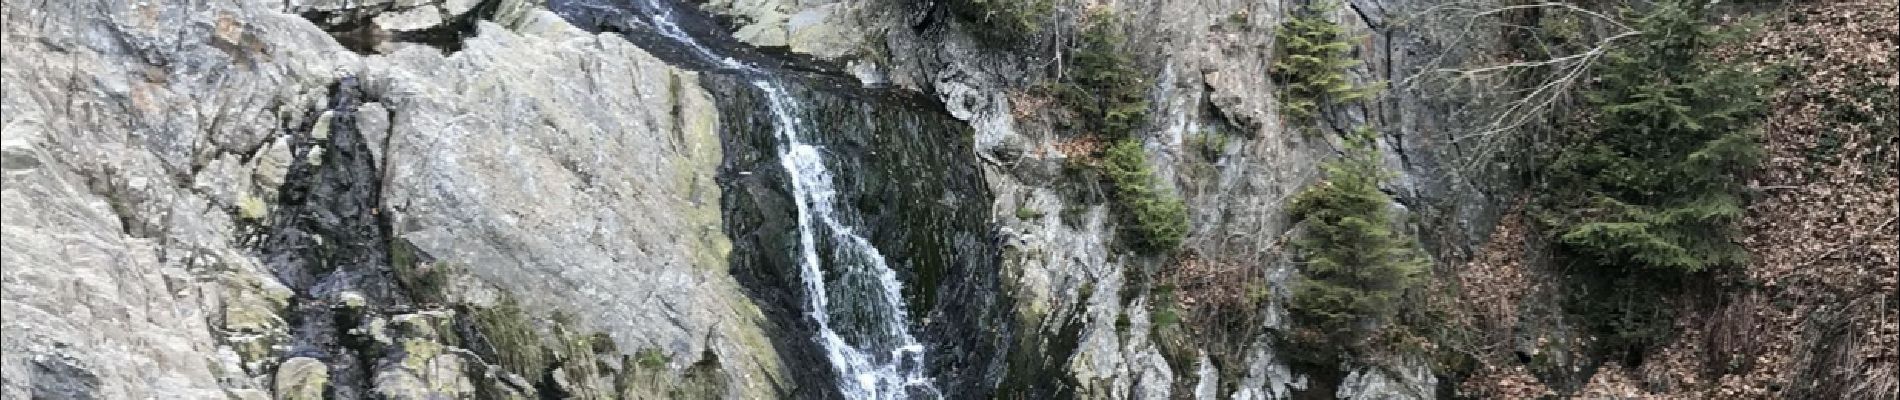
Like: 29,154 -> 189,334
3,0 -> 1894,398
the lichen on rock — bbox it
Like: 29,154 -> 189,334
274,357 -> 329,400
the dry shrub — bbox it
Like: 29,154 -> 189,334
1051,135 -> 1107,159
1155,251 -> 1271,353
1577,362 -> 1666,399
1010,89 -> 1061,122
1454,203 -> 1533,352
1458,365 -> 1555,398
1168,252 -> 1269,328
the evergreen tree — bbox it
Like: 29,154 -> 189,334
1541,0 -> 1765,274
1104,139 -> 1189,253
1272,1 -> 1376,123
1061,10 -> 1151,138
949,0 -> 1052,46
1537,0 -> 1767,351
1285,129 -> 1427,363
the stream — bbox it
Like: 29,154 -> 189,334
548,0 -> 1004,397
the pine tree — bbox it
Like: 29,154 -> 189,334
1541,0 -> 1765,273
1062,10 -> 1151,138
949,0 -> 1053,46
1272,1 -> 1376,122
1104,139 -> 1189,253
1285,129 -> 1427,363
1537,0 -> 1767,351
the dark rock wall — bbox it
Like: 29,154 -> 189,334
707,74 -> 1009,398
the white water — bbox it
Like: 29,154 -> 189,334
762,84 -> 941,399
615,0 -> 940,397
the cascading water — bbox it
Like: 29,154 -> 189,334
560,0 -> 941,397
762,83 -> 940,399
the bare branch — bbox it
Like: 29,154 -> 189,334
1394,0 -> 1639,176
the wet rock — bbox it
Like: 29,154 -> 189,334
5,0 -> 1524,397
289,0 -> 489,33
703,72 -> 1006,397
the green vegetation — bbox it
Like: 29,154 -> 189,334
1150,284 -> 1182,329
1534,0 -> 1766,354
1188,128 -> 1232,159
471,296 -> 551,380
389,238 -> 454,305
1016,204 -> 1046,220
1033,9 -> 1184,254
237,194 -> 268,221
1059,10 -> 1151,139
1283,128 -> 1427,364
1147,283 -> 1200,377
383,234 -> 687,395
1271,1 -> 1378,123
1226,11 -> 1251,29
1103,139 -> 1190,254
635,347 -> 671,369
948,0 -> 1053,45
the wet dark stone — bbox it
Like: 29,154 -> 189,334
706,74 -> 1009,399
298,0 -> 505,55
256,76 -> 408,400
30,356 -> 100,400
547,0 -> 1011,396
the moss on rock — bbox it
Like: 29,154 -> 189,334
237,193 -> 269,221
470,296 -> 550,381
274,357 -> 329,400
388,238 -> 453,305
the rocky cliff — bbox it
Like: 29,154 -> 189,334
680,0 -> 1507,396
677,0 -> 1894,397
4,0 -> 788,397
4,0 -> 1892,398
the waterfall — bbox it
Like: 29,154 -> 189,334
760,82 -> 940,399
563,0 -> 942,397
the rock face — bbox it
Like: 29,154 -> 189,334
0,0 -> 1648,396
703,74 -> 1007,398
3,0 -> 786,398
3,0 -> 346,396
275,357 -> 331,400
686,0 -> 1510,397
371,14 -> 788,399
699,0 -> 871,59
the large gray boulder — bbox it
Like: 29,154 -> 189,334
2,0 -> 786,397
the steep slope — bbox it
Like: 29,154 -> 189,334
1440,1 -> 1897,398
684,0 -> 1513,397
3,0 -> 790,397
1575,1 -> 1897,397
4,0 -> 1889,397
682,0 -> 1895,398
